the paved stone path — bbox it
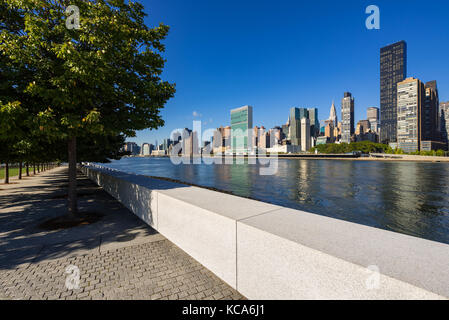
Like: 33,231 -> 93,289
0,167 -> 244,300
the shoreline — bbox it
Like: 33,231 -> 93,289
124,154 -> 449,163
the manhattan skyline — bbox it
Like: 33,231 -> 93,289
131,0 -> 449,146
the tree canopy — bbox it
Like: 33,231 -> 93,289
311,141 -> 390,154
2,0 -> 175,141
1,0 -> 175,214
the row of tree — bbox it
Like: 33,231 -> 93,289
311,141 -> 391,154
1,162 -> 59,184
1,0 -> 175,218
311,141 -> 447,156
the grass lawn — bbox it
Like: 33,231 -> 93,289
0,166 -> 29,180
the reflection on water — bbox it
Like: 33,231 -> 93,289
101,157 -> 449,244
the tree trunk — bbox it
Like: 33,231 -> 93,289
26,163 -> 29,176
19,162 -> 22,179
4,163 -> 9,184
68,136 -> 78,216
33,163 -> 36,175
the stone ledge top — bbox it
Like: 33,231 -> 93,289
239,207 -> 449,298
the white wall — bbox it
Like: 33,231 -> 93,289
81,165 -> 449,299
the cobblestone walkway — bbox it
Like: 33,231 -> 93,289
0,238 -> 242,300
0,167 -> 244,300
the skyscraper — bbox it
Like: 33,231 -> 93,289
397,77 -> 423,152
179,128 -> 193,156
259,131 -> 270,149
183,130 -> 199,156
324,120 -> 334,140
421,81 -> 446,151
162,138 -> 172,151
223,126 -> 231,149
355,120 -> 370,135
141,143 -> 152,156
422,81 -> 440,142
281,122 -> 289,141
289,107 -> 309,146
307,108 -> 319,138
289,108 -> 300,146
124,142 -> 140,155
301,118 -> 311,152
397,78 -> 445,152
270,126 -> 283,144
257,126 -> 267,149
252,126 -> 259,150
329,101 -> 337,126
298,108 -> 308,120
380,41 -> 407,144
230,105 -> 253,154
440,101 -> 449,148
213,126 -> 227,153
367,107 -> 380,133
341,92 -> 354,143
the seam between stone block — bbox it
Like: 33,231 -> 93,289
236,208 -> 284,222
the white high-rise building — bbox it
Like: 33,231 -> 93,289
301,118 -> 311,152
441,101 -> 449,147
141,143 -> 151,156
397,77 -> 423,152
341,92 -> 355,143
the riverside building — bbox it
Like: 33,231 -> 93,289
230,105 -> 253,154
301,118 -> 311,151
307,108 -> 320,138
380,41 -> 407,144
441,101 -> 449,148
397,77 -> 423,152
367,107 -> 380,133
420,81 -> 445,151
341,92 -> 355,143
329,101 -> 338,127
289,107 -> 304,146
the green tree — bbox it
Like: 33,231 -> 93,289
0,101 -> 28,183
1,0 -> 175,216
436,150 -> 445,157
311,141 -> 392,155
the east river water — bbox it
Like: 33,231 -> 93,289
99,157 -> 449,244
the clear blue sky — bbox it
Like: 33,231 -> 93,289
130,0 -> 449,146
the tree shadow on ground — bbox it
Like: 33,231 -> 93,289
0,167 -> 180,270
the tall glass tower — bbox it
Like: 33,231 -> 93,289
230,105 -> 253,154
307,108 -> 319,138
380,41 -> 407,144
289,107 -> 308,146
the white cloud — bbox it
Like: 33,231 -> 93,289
192,111 -> 202,117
